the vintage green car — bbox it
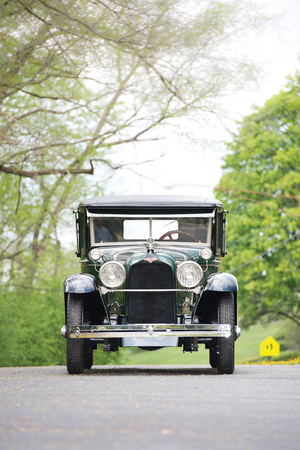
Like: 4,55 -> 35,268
61,195 -> 240,374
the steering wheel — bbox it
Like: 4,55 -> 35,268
159,230 -> 197,242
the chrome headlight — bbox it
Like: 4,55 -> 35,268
99,261 -> 126,289
90,249 -> 102,261
176,261 -> 203,288
200,248 -> 212,260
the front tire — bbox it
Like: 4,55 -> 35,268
216,292 -> 235,375
67,293 -> 85,374
209,348 -> 218,369
84,350 -> 93,370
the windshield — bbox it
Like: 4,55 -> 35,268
90,216 -> 212,245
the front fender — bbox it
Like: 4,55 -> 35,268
64,273 -> 98,294
204,272 -> 238,293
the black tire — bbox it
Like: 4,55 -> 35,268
67,293 -> 85,375
209,347 -> 218,369
216,292 -> 235,375
84,350 -> 93,370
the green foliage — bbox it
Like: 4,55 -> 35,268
0,169 -> 109,367
217,73 -> 300,329
0,247 -> 120,367
0,0 -> 271,366
275,320 -> 300,352
1,0 -> 269,183
0,247 -> 70,367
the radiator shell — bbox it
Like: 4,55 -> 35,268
127,261 -> 174,324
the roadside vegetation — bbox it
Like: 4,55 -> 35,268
118,321 -> 300,366
0,0 -> 270,368
215,73 -> 300,360
1,2 -> 299,367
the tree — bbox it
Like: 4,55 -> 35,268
0,0 -> 270,366
1,0 -> 267,176
0,0 -> 269,269
216,73 -> 300,331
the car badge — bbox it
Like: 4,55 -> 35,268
144,253 -> 157,264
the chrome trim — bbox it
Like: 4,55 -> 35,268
235,325 -> 241,340
100,286 -> 201,295
91,241 -> 212,248
61,325 -> 67,338
68,323 -> 231,339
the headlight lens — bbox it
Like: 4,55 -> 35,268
99,261 -> 126,289
176,261 -> 203,288
90,249 -> 102,261
200,248 -> 212,260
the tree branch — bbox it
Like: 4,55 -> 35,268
0,163 -> 93,178
269,309 -> 300,327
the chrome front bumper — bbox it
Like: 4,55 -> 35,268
61,323 -> 232,339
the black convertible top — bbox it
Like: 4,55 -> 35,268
79,195 -> 223,209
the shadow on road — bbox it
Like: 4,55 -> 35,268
84,366 -> 220,376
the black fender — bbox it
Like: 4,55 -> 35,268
64,274 -> 108,325
202,272 -> 238,326
204,272 -> 238,293
64,273 -> 98,294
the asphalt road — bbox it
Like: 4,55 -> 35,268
0,364 -> 299,450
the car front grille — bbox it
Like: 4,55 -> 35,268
127,261 -> 174,324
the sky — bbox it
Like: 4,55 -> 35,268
102,0 -> 300,200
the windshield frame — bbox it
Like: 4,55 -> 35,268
88,212 -> 214,247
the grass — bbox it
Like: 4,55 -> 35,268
111,321 -> 300,366
235,321 -> 283,364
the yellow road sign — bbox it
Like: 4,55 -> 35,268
260,336 -> 280,357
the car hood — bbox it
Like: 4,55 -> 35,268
109,246 -> 199,268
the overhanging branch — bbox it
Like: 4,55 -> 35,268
0,163 -> 93,178
0,153 -> 165,178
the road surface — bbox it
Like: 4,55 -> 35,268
0,365 -> 299,449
